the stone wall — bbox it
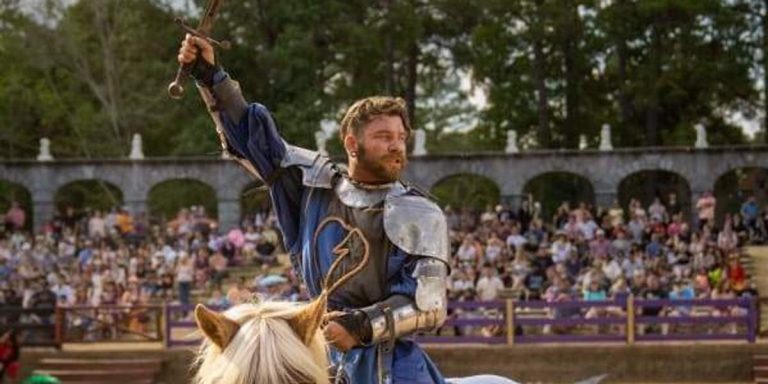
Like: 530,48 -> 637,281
2,145 -> 767,231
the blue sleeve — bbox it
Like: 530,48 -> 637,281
209,77 -> 304,249
218,103 -> 287,181
387,249 -> 418,298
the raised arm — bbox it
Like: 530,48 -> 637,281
178,34 -> 286,182
176,35 -> 336,252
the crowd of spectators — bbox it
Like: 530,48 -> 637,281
444,192 -> 766,334
0,203 -> 296,341
0,190 -> 766,340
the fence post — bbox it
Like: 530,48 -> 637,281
626,295 -> 635,345
749,296 -> 757,343
506,299 -> 515,345
163,303 -> 170,348
54,306 -> 63,349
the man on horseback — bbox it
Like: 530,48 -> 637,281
178,34 -> 451,383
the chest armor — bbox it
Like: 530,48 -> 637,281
315,178 -> 407,309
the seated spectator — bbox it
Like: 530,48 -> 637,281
4,202 -> 25,232
475,266 -> 504,302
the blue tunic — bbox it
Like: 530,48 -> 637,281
214,96 -> 446,383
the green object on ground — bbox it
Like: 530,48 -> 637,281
22,373 -> 61,384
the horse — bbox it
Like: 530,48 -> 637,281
192,299 -> 521,384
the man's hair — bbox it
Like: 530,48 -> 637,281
339,96 -> 411,140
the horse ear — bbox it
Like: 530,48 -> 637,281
287,297 -> 326,346
194,304 -> 240,350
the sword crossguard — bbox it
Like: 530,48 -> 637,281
175,18 -> 231,50
168,0 -> 226,100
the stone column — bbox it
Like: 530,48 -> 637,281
124,198 -> 147,217
502,194 -> 526,210
29,165 -> 56,232
32,193 -> 55,232
594,191 -> 617,211
217,198 -> 241,232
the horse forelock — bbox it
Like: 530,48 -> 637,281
193,301 -> 330,384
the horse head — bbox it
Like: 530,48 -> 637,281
194,224 -> 371,384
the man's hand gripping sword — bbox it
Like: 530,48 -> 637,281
168,0 -> 229,99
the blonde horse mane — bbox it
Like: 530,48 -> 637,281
194,221 -> 371,384
193,300 -> 330,384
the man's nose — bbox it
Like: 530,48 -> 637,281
389,141 -> 405,153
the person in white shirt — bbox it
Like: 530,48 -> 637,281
475,266 -> 505,301
578,215 -> 599,240
648,197 -> 667,223
505,226 -> 527,252
456,236 -> 479,267
550,232 -> 573,264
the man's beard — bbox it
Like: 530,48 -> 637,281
357,145 -> 407,182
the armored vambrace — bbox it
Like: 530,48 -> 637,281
358,257 -> 448,345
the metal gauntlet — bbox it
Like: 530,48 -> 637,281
360,257 -> 448,344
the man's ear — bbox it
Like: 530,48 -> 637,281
344,134 -> 358,157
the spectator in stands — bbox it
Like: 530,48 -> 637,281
475,265 -> 505,301
4,202 -> 25,231
583,279 -> 608,322
696,191 -> 717,229
741,195 -> 760,231
638,274 -> 667,334
505,225 -> 527,254
481,233 -> 503,265
206,287 -> 230,308
175,255 -> 194,308
456,235 -> 480,268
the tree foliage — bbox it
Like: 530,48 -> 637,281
0,0 -> 764,160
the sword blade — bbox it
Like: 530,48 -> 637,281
197,0 -> 223,35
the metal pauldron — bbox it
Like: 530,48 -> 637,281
383,195 -> 450,262
280,144 -> 337,189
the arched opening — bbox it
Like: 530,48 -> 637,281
618,170 -> 691,220
148,179 -> 217,224
241,181 -> 271,223
714,167 -> 768,224
0,181 -> 33,231
523,172 -> 595,221
430,174 -> 501,211
55,179 -> 123,215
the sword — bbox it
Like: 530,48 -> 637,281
167,0 -> 228,99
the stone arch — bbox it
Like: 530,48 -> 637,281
429,173 -> 501,211
618,170 -> 691,220
240,180 -> 271,222
713,167 -> 768,224
54,179 -> 124,218
0,180 -> 33,230
523,172 -> 595,220
147,178 -> 218,224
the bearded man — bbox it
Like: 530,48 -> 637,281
178,34 -> 450,384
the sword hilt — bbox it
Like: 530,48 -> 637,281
167,17 -> 230,99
